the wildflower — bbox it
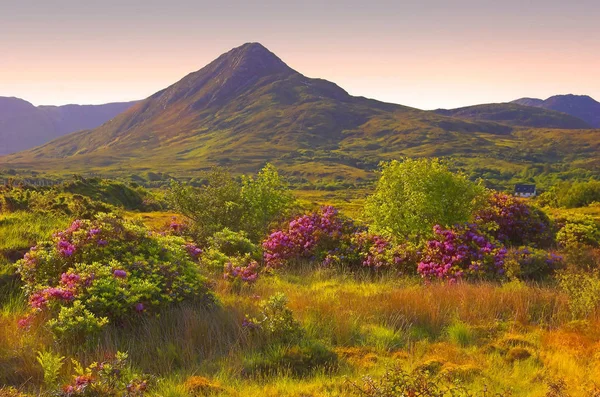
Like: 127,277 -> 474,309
113,269 -> 127,278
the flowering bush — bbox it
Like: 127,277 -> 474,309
224,257 -> 260,291
418,224 -> 507,281
16,213 -> 212,340
475,193 -> 552,247
262,206 -> 350,269
503,247 -> 563,280
263,206 -> 417,273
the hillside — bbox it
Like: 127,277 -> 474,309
512,94 -> 600,128
433,103 -> 591,129
1,43 -> 599,187
0,97 -> 138,155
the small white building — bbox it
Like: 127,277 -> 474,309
514,184 -> 536,198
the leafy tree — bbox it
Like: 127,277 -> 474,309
241,163 -> 295,240
168,165 -> 294,242
364,158 -> 487,240
168,168 -> 243,242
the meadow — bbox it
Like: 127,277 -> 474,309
1,160 -> 600,397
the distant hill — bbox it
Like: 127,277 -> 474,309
434,103 -> 591,129
0,98 -> 138,155
512,94 -> 600,128
2,43 -> 599,187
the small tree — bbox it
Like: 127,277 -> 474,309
364,158 -> 486,240
168,167 -> 243,241
241,163 -> 295,240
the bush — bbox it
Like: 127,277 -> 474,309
475,193 -> 553,247
555,214 -> 600,248
262,206 -> 351,269
240,163 -> 296,241
167,165 -> 294,243
418,224 -> 507,281
558,271 -> 600,319
16,214 -> 212,341
208,228 -> 257,257
365,158 -> 487,240
57,351 -> 149,396
246,293 -> 303,343
504,247 -> 563,280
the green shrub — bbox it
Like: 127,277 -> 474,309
168,165 -> 294,243
558,271 -> 600,319
240,163 -> 295,241
207,228 -> 257,257
248,293 -> 302,343
555,214 -> 600,248
365,158 -> 487,240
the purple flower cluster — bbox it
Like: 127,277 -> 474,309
263,206 -> 344,268
29,286 -> 75,309
185,242 -> 203,259
352,232 -> 410,269
475,193 -> 551,247
418,224 -> 506,281
224,260 -> 260,284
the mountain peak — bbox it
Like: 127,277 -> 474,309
216,42 -> 293,77
512,94 -> 600,127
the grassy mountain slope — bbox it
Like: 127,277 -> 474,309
1,43 -> 599,187
513,94 -> 600,128
0,97 -> 138,155
433,103 -> 591,129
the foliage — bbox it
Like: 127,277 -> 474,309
418,224 -> 507,281
168,165 -> 294,242
168,168 -> 243,242
15,214 -> 212,340
475,193 -> 553,247
558,271 -> 600,319
263,206 -> 418,272
348,365 -> 507,397
504,247 -> 563,280
240,163 -> 296,240
223,257 -> 260,290
365,158 -> 487,240
555,214 -> 600,248
262,206 -> 350,269
539,180 -> 600,208
57,351 -> 149,396
246,293 -> 303,343
207,228 -> 257,257
36,350 -> 65,389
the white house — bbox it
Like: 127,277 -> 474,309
514,184 -> 536,198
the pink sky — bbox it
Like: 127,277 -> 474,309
1,0 -> 598,109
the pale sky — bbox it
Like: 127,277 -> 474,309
1,0 -> 599,109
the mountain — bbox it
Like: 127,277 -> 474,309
0,98 -> 138,155
512,95 -> 600,128
2,43 -> 599,186
434,103 -> 591,129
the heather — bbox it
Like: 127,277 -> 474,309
1,163 -> 600,396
